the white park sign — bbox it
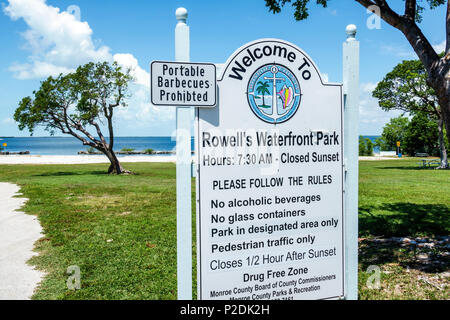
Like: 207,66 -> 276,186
196,39 -> 345,300
151,8 -> 359,301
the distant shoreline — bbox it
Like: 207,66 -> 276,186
0,154 -> 401,165
0,155 -> 178,165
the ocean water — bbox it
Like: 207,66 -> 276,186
0,136 -> 193,156
0,136 -> 381,156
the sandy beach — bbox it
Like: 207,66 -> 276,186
0,155 -> 177,165
0,154 -> 402,165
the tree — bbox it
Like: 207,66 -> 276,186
403,113 -> 440,156
359,136 -> 374,156
264,0 -> 450,152
375,115 -> 409,151
373,58 -> 448,168
14,61 -> 133,174
256,81 -> 270,107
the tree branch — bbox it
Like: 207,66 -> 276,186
355,0 -> 404,28
62,106 -> 104,149
89,119 -> 108,148
107,106 -> 114,151
404,0 -> 416,21
355,0 -> 439,73
447,0 -> 450,54
48,109 -> 97,148
402,22 -> 440,72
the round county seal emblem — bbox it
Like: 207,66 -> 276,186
247,64 -> 301,124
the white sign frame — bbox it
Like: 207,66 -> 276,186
195,39 -> 345,300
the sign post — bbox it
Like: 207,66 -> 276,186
150,8 -> 216,300
175,7 -> 192,300
343,24 -> 359,301
396,141 -> 402,158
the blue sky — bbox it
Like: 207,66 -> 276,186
0,0 -> 446,136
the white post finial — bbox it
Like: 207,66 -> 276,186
346,24 -> 357,41
176,7 -> 188,23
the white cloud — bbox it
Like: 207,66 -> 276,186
8,61 -> 73,80
2,117 -> 16,125
380,40 -> 446,60
113,53 -> 150,88
4,0 -> 113,79
380,44 -> 416,59
4,0 -> 173,132
359,82 -> 403,135
361,82 -> 377,93
433,40 -> 445,54
115,85 -> 174,125
328,9 -> 337,16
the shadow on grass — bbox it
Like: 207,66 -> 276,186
34,170 -> 109,177
358,239 -> 449,273
359,203 -> 449,273
377,166 -> 438,171
359,202 -> 450,237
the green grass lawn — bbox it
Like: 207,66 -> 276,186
0,159 -> 448,300
359,159 -> 449,238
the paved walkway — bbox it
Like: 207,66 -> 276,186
0,183 -> 43,300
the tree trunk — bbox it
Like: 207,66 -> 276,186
437,116 -> 449,169
432,79 -> 450,155
103,149 -> 131,174
396,18 -> 450,148
428,56 -> 450,153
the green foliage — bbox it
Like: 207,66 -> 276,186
13,61 -> 133,173
359,136 -> 374,156
264,0 -> 444,22
265,0 -> 328,21
86,147 -> 96,154
120,148 -> 135,152
256,81 -> 270,106
365,138 -> 374,156
377,114 -> 444,156
372,59 -> 440,118
14,61 -> 132,138
403,113 -> 439,156
144,148 -> 154,154
376,116 -> 410,151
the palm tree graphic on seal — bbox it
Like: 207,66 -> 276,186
256,81 -> 270,108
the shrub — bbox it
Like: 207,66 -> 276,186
86,147 -> 96,154
359,136 -> 374,156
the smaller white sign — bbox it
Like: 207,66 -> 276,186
151,61 -> 217,107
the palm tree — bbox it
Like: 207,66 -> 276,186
256,81 -> 270,107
